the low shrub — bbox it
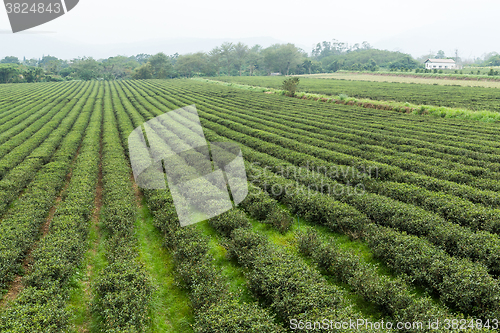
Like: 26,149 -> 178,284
265,206 -> 293,233
92,261 -> 154,333
194,299 -> 284,333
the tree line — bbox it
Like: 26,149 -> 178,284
2,39 -> 500,83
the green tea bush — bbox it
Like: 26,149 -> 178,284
92,261 -> 154,333
238,184 -> 276,220
194,299 -> 285,333
265,206 -> 293,234
209,208 -> 251,237
296,228 -> 458,330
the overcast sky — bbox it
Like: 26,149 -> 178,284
1,0 -> 499,60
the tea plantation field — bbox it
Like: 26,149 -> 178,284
211,76 -> 500,112
0,79 -> 499,332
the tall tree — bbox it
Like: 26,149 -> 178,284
0,64 -> 20,83
132,63 -> 153,79
302,59 -> 312,74
102,56 -> 139,80
175,53 -> 208,78
148,53 -> 174,79
233,42 -> 249,76
209,47 -> 222,76
23,58 -> 38,67
0,56 -> 20,64
71,57 -> 100,80
263,44 -> 302,75
220,42 -> 235,76
24,67 -> 44,83
134,54 -> 151,64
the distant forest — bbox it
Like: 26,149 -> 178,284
1,39 -> 500,83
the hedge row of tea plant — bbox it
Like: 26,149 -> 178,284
296,227 -> 460,331
12,81 -> 492,324
169,84 -> 500,162
91,82 -> 153,333
243,162 -> 500,318
227,227 -> 385,332
0,82 -> 68,120
110,81 -> 293,332
236,145 -> 500,276
188,91 -> 500,230
0,81 -> 81,165
209,76 -> 500,112
366,180 -> 500,233
127,80 -> 500,242
0,82 -> 88,217
194,107 -> 500,193
0,82 -> 96,292
147,101 -> 500,272
365,225 -> 500,320
206,206 -> 380,331
238,184 -> 293,234
168,97 -> 500,189
143,104 -> 500,276
148,189 -> 285,332
181,95 -> 500,178
0,83 -> 99,332
114,80 -> 286,332
145,79 -> 500,145
164,81 -> 500,184
0,81 -> 61,110
138,80 -> 500,209
0,82 -> 77,145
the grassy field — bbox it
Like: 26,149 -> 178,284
0,79 -> 499,332
296,72 -> 500,88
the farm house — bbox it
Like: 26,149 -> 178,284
424,58 -> 457,69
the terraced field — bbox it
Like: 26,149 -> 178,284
0,79 -> 499,332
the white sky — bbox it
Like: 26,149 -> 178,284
1,0 -> 499,59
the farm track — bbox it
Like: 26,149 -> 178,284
110,81 -> 193,332
297,72 -> 500,88
73,99 -> 104,333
